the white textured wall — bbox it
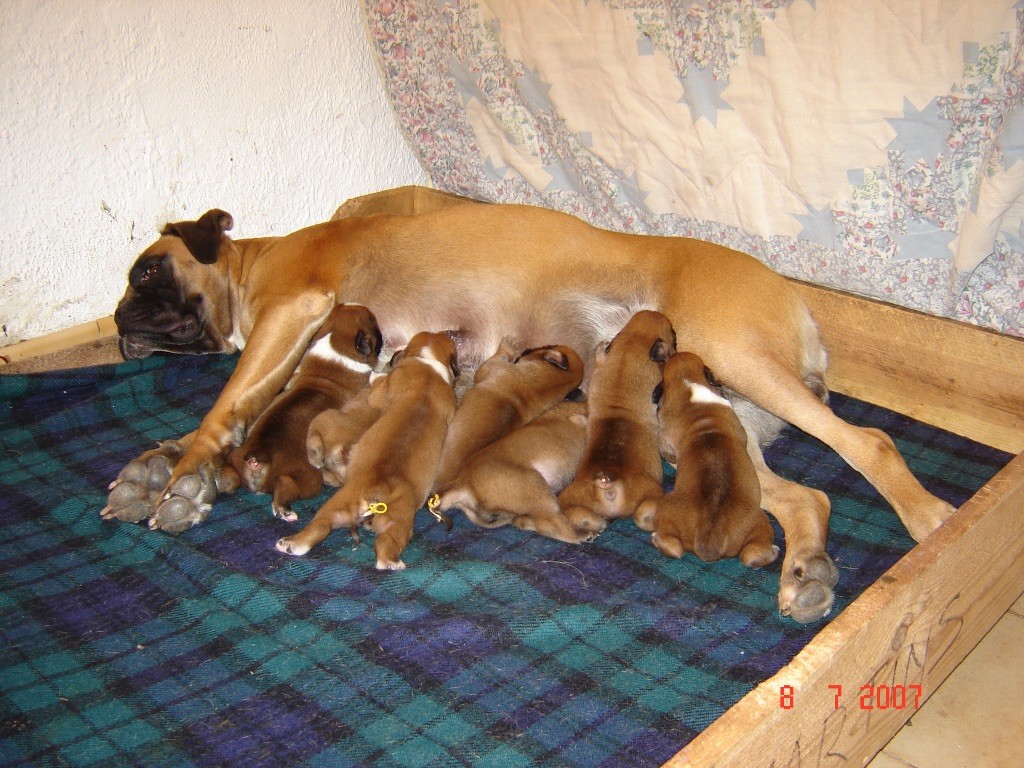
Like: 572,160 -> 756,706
0,0 -> 427,345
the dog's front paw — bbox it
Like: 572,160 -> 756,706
101,447 -> 180,523
375,558 -> 407,571
147,466 -> 217,534
778,550 -> 840,624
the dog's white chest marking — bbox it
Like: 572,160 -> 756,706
307,334 -> 372,374
688,382 -> 733,408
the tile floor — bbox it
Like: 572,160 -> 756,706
865,592 -> 1024,768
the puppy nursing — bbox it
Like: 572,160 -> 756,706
434,341 -> 585,490
276,332 -> 459,570
653,352 -> 778,567
558,310 -> 675,535
223,304 -> 381,521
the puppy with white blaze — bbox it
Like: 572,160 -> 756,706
652,353 -> 780,588
275,332 -> 459,571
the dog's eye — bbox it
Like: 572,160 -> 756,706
140,264 -> 159,283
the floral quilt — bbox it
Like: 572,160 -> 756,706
364,0 -> 1024,336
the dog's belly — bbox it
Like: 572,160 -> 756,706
368,290 -> 653,370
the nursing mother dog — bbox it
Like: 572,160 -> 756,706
105,189 -> 956,624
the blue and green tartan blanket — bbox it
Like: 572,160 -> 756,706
0,353 -> 1011,767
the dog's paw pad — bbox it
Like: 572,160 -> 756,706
784,581 -> 833,624
779,552 -> 838,623
148,495 -> 209,534
103,448 -> 186,524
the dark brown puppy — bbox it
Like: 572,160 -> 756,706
434,341 -> 585,491
275,332 -> 458,570
437,394 -> 591,543
223,304 -> 381,521
652,352 -> 779,567
557,310 -> 675,535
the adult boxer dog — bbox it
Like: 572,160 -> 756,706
105,188 -> 956,622
652,352 -> 779,574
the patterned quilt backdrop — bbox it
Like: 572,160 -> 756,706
364,0 -> 1024,335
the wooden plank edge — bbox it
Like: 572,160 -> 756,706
790,280 -> 1024,454
665,451 -> 1024,768
0,316 -> 117,366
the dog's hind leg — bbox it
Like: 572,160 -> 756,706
739,354 -> 955,543
744,433 -> 839,623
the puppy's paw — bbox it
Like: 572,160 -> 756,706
101,449 -> 177,523
271,502 -> 299,523
563,506 -> 607,534
375,558 -> 407,571
651,531 -> 685,559
275,536 -> 311,556
146,466 -> 217,534
778,550 -> 840,624
740,542 -> 780,568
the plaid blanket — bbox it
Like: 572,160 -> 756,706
0,353 -> 1010,767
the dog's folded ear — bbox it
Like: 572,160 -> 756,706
162,209 -> 234,265
541,348 -> 569,370
649,338 -> 672,363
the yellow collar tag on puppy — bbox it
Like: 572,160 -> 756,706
427,494 -> 441,511
366,501 -> 388,516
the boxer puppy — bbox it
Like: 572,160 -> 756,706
437,392 -> 591,543
433,341 -> 585,491
106,192 -> 955,621
652,352 -> 779,568
557,310 -> 676,534
222,305 -> 381,521
305,388 -> 381,488
275,332 -> 458,570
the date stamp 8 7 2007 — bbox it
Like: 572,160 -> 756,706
779,684 -> 923,711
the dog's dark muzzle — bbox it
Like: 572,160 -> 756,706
115,296 -> 207,360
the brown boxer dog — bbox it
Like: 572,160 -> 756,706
433,341 -> 585,491
105,190 -> 956,621
437,393 -> 591,543
652,352 -> 780,571
220,304 -> 381,521
557,310 -> 675,534
275,332 -> 458,570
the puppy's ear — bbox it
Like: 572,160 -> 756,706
564,387 -> 586,403
541,349 -> 569,370
355,331 -> 375,358
649,339 -> 671,363
162,209 -> 233,265
595,340 -> 611,364
388,349 -> 406,368
652,381 -> 664,407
